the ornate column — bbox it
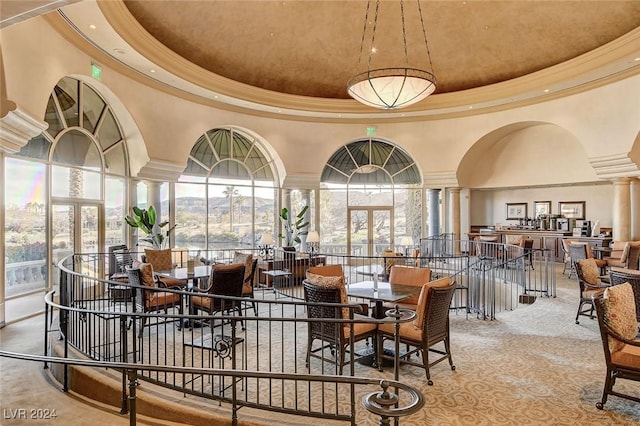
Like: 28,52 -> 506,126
448,187 -> 461,254
427,189 -> 441,237
612,177 -> 632,241
631,178 -> 640,240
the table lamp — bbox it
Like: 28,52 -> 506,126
259,233 -> 274,259
306,231 -> 320,255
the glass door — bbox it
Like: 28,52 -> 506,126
51,202 -> 103,287
347,207 -> 393,257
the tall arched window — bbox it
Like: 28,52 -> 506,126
5,77 -> 129,309
176,127 -> 277,250
320,138 -> 422,256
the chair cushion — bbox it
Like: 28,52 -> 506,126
413,276 -> 452,329
343,316 -> 377,339
306,272 -> 349,319
577,258 -> 601,285
603,283 -> 638,352
233,251 -> 253,283
144,248 -> 174,270
610,341 -> 640,368
138,263 -> 156,287
147,291 -> 180,309
379,319 -> 422,342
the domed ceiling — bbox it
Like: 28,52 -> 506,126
122,0 -> 640,99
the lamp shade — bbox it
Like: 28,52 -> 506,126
306,231 -> 320,243
348,68 -> 436,109
260,233 -> 274,245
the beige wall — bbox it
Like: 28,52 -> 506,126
1,14 -> 639,216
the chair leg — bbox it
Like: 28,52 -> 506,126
445,337 -> 455,371
422,346 -> 433,386
597,369 -> 614,409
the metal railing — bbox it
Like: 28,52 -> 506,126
45,252 -> 426,425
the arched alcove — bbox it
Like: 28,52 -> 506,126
458,122 -> 599,189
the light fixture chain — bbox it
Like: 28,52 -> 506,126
356,1 -> 373,71
368,0 -> 381,71
400,0 -> 409,65
417,0 -> 436,77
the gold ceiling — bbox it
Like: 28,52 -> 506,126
122,0 -> 640,99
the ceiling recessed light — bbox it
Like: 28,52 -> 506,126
635,57 -> 640,62
544,89 -> 549,93
89,24 -> 96,30
150,69 -> 156,73
469,106 -> 473,109
113,48 -> 126,54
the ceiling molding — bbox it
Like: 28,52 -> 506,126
0,105 -> 48,154
589,153 -> 640,179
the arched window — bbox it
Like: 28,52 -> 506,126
320,138 -> 422,256
5,77 -> 129,307
176,127 -> 277,250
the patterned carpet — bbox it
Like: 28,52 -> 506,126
387,264 -> 640,425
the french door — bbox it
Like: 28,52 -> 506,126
51,202 -> 104,286
347,207 -> 393,257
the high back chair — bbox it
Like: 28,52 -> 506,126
191,263 -> 245,328
303,275 -> 376,375
593,284 -> 640,410
240,258 -> 259,315
574,258 -> 610,324
561,238 -> 579,276
143,248 -> 185,288
608,267 -> 640,322
126,264 -> 183,338
377,277 -> 456,385
383,265 -> 432,310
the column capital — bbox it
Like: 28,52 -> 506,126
0,104 -> 48,153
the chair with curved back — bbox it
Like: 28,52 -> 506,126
143,248 -> 186,288
625,243 -> 640,270
126,263 -> 183,338
593,283 -> 640,410
303,274 -> 376,375
191,263 -> 245,329
381,265 -> 432,311
240,258 -> 259,315
377,277 -> 457,385
608,267 -> 640,322
569,243 -> 607,276
574,258 -> 610,324
603,241 -> 630,269
561,238 -> 579,276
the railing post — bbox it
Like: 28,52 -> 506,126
127,369 -> 137,426
120,315 -> 129,414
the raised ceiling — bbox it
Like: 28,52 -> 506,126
4,0 -> 640,119
122,0 -> 640,99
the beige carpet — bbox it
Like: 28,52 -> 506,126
2,264 -> 640,425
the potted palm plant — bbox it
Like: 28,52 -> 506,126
124,205 -> 176,249
278,206 -> 309,249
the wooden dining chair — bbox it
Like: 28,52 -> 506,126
377,277 -> 456,385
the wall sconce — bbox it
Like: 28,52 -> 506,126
259,233 -> 274,259
306,231 -> 320,255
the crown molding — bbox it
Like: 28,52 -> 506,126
0,105 -> 48,154
589,153 -> 640,179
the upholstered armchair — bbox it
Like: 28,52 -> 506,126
574,258 -> 610,324
594,283 -> 640,409
126,263 -> 183,338
303,272 -> 376,375
382,265 -> 432,311
377,277 -> 457,385
603,241 -> 630,268
143,248 -> 185,288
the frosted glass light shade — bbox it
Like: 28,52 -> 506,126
348,68 -> 436,109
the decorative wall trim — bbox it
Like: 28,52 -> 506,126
282,174 -> 320,189
0,106 -> 48,153
136,159 -> 185,182
589,153 -> 640,179
423,172 -> 459,188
